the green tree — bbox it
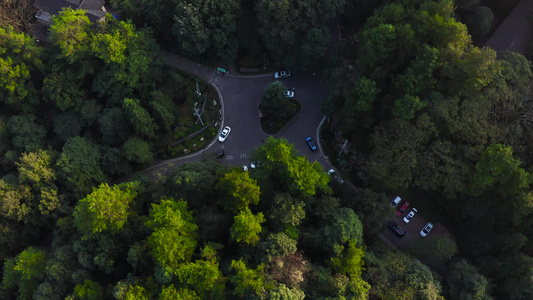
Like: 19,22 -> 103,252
268,193 -> 306,228
123,98 -> 159,139
7,114 -> 46,152
175,246 -> 226,298
166,161 -> 217,207
351,189 -> 392,236
57,136 -> 107,198
260,81 -> 288,118
73,182 -> 138,239
463,6 -> 494,38
73,280 -> 104,300
2,247 -> 47,300
200,0 -> 240,62
122,137 -> 154,165
330,239 -> 371,299
347,77 -> 379,113
173,3 -> 210,57
98,107 -> 132,146
216,169 -> 261,212
267,284 -> 305,300
257,232 -> 297,263
0,26 -> 42,111
16,149 -> 60,217
448,260 -> 493,300
0,179 -> 33,223
230,258 -> 268,298
145,199 -> 198,270
42,64 -> 87,112
16,149 -> 55,186
159,285 -> 200,300
124,285 -> 149,300
315,208 -> 363,255
48,8 -> 92,63
230,207 -> 266,246
53,112 -> 82,141
91,20 -> 159,102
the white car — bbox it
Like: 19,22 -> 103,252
284,90 -> 294,97
327,169 -> 344,183
391,196 -> 402,207
419,222 -> 434,237
251,161 -> 261,169
402,208 -> 418,223
243,165 -> 249,171
218,126 -> 231,142
274,71 -> 291,78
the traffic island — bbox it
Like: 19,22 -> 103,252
259,99 -> 301,134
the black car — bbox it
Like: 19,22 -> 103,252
215,149 -> 225,158
387,221 -> 406,237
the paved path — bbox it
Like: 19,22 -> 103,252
484,0 -> 533,55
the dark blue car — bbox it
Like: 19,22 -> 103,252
305,136 -> 317,151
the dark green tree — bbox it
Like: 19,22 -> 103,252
1,247 -> 47,300
122,137 -> 154,166
56,136 -> 106,197
260,81 -> 288,118
448,260 -> 493,300
7,114 -> 46,152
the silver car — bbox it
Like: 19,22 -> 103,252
419,222 -> 434,237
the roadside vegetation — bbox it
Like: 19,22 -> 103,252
0,0 -> 530,299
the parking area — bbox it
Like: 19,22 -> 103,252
382,198 -> 453,251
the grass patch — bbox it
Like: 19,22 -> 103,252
260,99 -> 301,134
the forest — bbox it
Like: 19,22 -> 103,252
0,0 -> 531,299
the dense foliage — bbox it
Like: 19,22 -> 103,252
1,0 -> 531,298
324,0 -> 533,298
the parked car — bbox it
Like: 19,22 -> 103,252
387,221 -> 406,237
274,71 -> 291,78
218,126 -> 231,142
243,165 -> 249,171
284,90 -> 294,97
305,136 -> 317,151
396,201 -> 410,217
402,208 -> 418,223
251,161 -> 261,169
391,196 -> 402,207
215,149 -> 225,159
327,169 -> 344,183
419,222 -> 434,237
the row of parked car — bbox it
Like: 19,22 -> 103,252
388,196 -> 434,238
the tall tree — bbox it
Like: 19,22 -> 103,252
216,169 -> 260,212
73,182 -> 138,239
56,136 -> 107,198
447,260 -> 493,300
7,114 -> 46,153
230,207 -> 266,246
230,258 -> 268,298
330,239 -> 371,299
145,199 -> 198,270
2,246 -> 47,300
0,26 -> 43,112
